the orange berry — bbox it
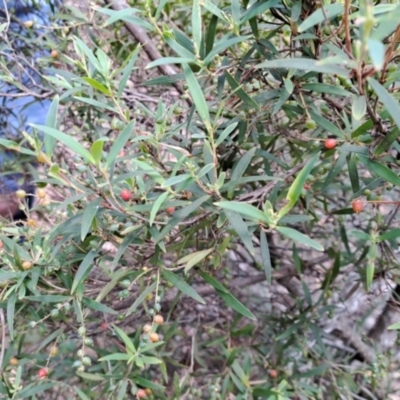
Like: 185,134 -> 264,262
120,189 -> 131,202
269,369 -> 278,378
50,49 -> 58,58
153,314 -> 164,325
137,389 -> 147,398
324,138 -> 337,150
352,199 -> 364,213
166,206 -> 175,214
27,219 -> 36,228
9,357 -> 19,366
149,332 -> 159,342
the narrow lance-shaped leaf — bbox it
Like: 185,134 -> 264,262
215,201 -> 270,224
359,155 -> 400,186
279,152 -> 320,218
183,63 -> 211,131
369,78 -> 400,132
225,210 -> 255,256
276,226 -> 324,251
260,230 -> 272,284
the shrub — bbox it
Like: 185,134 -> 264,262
1,0 -> 400,398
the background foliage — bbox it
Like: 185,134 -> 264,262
1,0 -> 400,398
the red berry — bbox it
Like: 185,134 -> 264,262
352,199 -> 364,213
137,389 -> 147,398
120,189 -> 131,202
38,368 -> 48,379
324,138 -> 337,150
166,206 -> 175,214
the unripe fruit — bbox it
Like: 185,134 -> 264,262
137,389 -> 147,398
37,152 -> 48,163
143,324 -> 152,333
37,188 -> 46,199
9,357 -> 19,366
78,326 -> 86,337
145,388 -> 152,395
16,190 -> 26,199
120,189 -> 131,202
149,332 -> 159,342
49,346 -> 58,357
38,368 -> 48,379
352,199 -> 364,213
154,314 -> 164,325
24,20 -> 34,28
324,138 -> 337,150
27,219 -> 36,228
305,119 -> 317,129
22,261 -> 32,270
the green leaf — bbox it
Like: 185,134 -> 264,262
298,4 -> 344,32
44,95 -> 59,155
147,57 -> 197,69
82,297 -> 117,315
7,292 -> 16,340
388,321 -> 400,330
366,243 -> 376,291
240,0 -> 280,24
352,95 -> 366,121
367,39 -> 385,70
216,122 -> 238,147
379,228 -> 400,241
105,120 -> 135,169
114,325 -> 135,353
203,35 -> 251,65
125,282 -> 157,315
19,383 -> 56,398
74,96 -> 118,113
118,47 -> 140,99
215,201 -> 269,224
71,250 -> 97,294
322,152 -> 347,190
225,71 -> 259,110
192,0 -> 202,54
359,155 -> 400,186
90,139 -> 104,167
279,152 -> 320,217
81,198 -> 101,241
31,124 -> 95,164
161,174 -> 192,187
347,154 -> 360,193
276,226 -> 324,251
260,231 -> 272,284
225,210 -> 255,256
198,271 -> 256,320
150,192 -> 169,226
369,78 -> 400,132
373,126 -> 400,156
99,353 -> 130,362
255,58 -> 349,76
228,147 -> 256,197
162,270 -> 206,304
177,248 -> 213,273
83,77 -> 111,95
183,64 -> 211,131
